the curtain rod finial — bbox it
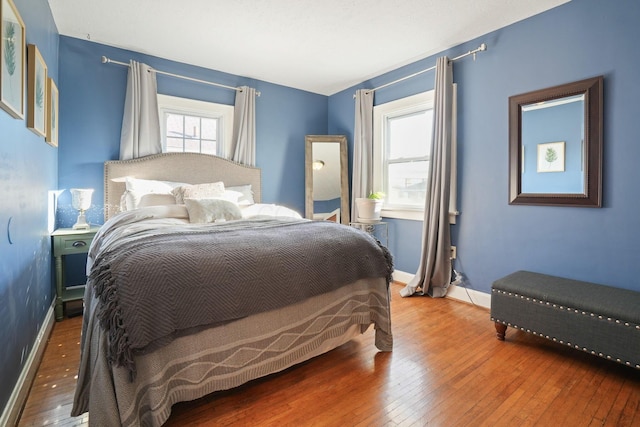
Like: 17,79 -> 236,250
480,43 -> 487,51
101,56 -> 109,64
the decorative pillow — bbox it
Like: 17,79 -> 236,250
172,182 -> 226,204
184,198 -> 243,223
227,184 -> 255,205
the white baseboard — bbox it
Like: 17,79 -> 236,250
1,302 -> 55,427
393,270 -> 491,309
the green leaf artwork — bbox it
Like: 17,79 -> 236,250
545,147 -> 558,165
35,70 -> 44,110
4,21 -> 16,76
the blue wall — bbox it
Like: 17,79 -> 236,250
0,0 -> 58,413
329,0 -> 640,294
56,36 -> 328,227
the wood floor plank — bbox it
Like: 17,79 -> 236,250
17,282 -> 640,426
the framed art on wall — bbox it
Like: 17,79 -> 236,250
27,43 -> 47,137
46,77 -> 58,146
536,141 -> 565,173
0,0 -> 25,119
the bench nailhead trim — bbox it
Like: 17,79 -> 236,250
491,289 -> 640,369
492,317 -> 640,370
493,289 -> 638,328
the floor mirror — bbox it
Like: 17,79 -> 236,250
305,135 -> 350,224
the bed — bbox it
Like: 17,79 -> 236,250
71,153 -> 393,426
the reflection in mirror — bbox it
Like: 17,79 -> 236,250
509,76 -> 603,207
312,143 -> 341,220
305,135 -> 350,224
521,94 -> 585,194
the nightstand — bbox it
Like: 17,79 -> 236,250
51,226 -> 100,321
350,221 -> 388,247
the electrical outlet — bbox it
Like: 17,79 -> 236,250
450,246 -> 457,259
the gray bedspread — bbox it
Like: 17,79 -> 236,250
88,213 -> 393,379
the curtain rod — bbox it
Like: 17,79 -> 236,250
355,43 -> 487,97
101,56 -> 261,96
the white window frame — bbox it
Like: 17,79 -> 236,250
157,94 -> 234,156
373,87 -> 458,222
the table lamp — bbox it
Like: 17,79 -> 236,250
70,188 -> 94,230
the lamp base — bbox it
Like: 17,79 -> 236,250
73,212 -> 90,230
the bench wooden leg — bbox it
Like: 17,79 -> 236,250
495,322 -> 507,341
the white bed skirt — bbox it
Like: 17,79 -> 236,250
72,277 -> 392,426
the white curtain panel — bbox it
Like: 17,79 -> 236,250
351,89 -> 374,218
119,61 -> 161,160
230,86 -> 257,166
401,56 -> 453,298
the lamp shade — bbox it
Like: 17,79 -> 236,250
70,188 -> 93,230
70,188 -> 94,211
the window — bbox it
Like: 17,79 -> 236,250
374,91 -> 434,220
157,94 -> 233,156
373,89 -> 457,222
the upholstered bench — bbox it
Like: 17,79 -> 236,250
490,270 -> 640,369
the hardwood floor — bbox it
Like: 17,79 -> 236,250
17,283 -> 640,426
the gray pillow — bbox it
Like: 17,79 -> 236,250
184,198 -> 243,223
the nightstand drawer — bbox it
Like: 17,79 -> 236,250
54,235 -> 94,256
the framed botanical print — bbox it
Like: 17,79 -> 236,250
27,43 -> 47,137
45,77 -> 58,147
536,141 -> 565,173
0,0 -> 25,119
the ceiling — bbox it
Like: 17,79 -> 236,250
47,0 -> 570,95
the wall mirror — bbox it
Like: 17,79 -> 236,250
305,135 -> 350,224
509,76 -> 603,207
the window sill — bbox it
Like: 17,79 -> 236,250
381,208 -> 459,224
381,209 -> 424,221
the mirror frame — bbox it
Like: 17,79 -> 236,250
509,76 -> 603,207
305,135 -> 350,224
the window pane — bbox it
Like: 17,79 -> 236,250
184,139 -> 200,153
166,137 -> 184,152
184,116 -> 200,139
387,161 -> 429,207
166,113 -> 184,138
388,110 -> 433,159
160,102 -> 223,156
201,118 -> 217,140
201,140 -> 217,155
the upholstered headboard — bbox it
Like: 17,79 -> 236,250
104,153 -> 262,220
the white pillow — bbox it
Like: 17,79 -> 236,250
227,184 -> 255,205
221,190 -> 243,203
172,182 -> 226,204
241,203 -> 302,219
137,193 -> 177,208
125,177 -> 186,193
184,198 -> 243,223
123,190 -> 176,211
122,177 -> 186,210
